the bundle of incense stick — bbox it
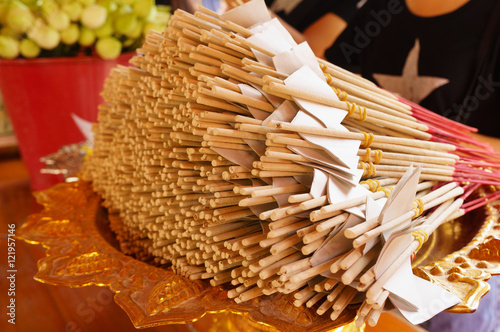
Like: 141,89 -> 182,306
83,0 -> 500,328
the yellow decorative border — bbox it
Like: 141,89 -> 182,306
18,181 -> 355,331
414,188 -> 500,313
18,181 -> 500,330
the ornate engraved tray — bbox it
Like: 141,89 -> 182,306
18,181 -> 500,331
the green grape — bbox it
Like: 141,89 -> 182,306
115,0 -> 135,6
60,23 -> 79,44
0,0 -> 171,58
114,12 -> 137,35
156,4 -> 171,12
19,0 -> 39,8
93,16 -> 113,38
96,0 -> 117,13
133,0 -> 153,18
28,18 -> 60,50
0,35 -> 19,59
122,37 -> 135,47
78,26 -> 95,46
5,0 -> 34,33
114,3 -> 132,16
0,26 -> 23,39
61,1 -> 83,21
36,26 -> 61,50
95,36 -> 121,59
148,6 -> 170,25
0,3 -> 9,25
77,0 -> 96,6
47,10 -> 71,31
125,17 -> 143,38
142,21 -> 164,36
40,0 -> 59,18
19,38 -> 40,58
81,4 -> 107,29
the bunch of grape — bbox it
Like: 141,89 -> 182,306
0,0 -> 171,59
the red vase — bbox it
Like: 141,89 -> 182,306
0,52 -> 134,190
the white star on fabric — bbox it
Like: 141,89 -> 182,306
373,39 -> 449,104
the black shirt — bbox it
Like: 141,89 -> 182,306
265,0 -> 359,32
325,0 -> 500,137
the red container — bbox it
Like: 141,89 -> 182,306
0,52 -> 133,190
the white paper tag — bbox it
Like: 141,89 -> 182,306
220,0 -> 271,28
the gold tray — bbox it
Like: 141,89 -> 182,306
18,181 -> 500,331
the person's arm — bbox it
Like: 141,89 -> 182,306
223,0 -> 349,58
302,12 -> 347,59
471,133 -> 500,152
